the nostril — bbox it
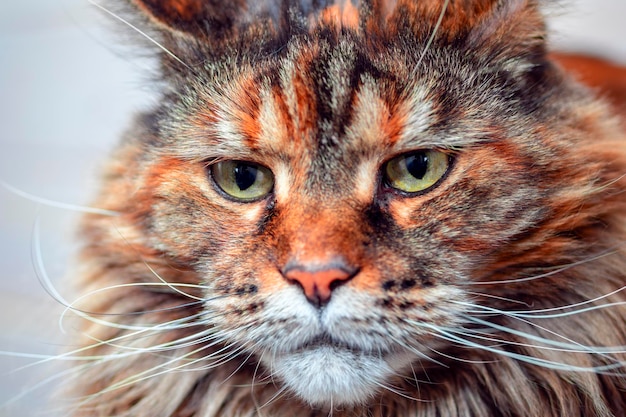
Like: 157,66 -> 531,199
282,263 -> 357,307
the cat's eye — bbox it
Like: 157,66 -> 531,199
383,150 -> 450,194
210,160 -> 274,201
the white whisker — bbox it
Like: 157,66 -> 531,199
465,291 -> 533,307
414,0 -> 449,71
59,282 -> 211,332
388,334 -> 447,368
407,320 -> 624,374
465,286 -> 626,319
143,261 -> 206,301
1,180 -> 120,216
87,0 -> 192,70
470,249 -> 619,285
452,301 -> 626,362
372,379 -> 430,404
32,215 -> 73,313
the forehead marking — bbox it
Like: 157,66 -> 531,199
347,75 -> 391,150
395,86 -> 435,150
213,107 -> 247,150
257,85 -> 289,155
273,161 -> 293,204
354,159 -> 378,203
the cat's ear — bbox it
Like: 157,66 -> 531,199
128,0 -> 247,39
468,0 -> 548,76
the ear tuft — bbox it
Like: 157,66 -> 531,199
130,0 -> 246,38
468,0 -> 547,65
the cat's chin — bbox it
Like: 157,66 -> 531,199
264,345 -> 412,407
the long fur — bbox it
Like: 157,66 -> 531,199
62,1 -> 626,416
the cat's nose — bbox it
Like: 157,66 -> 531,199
282,262 -> 357,307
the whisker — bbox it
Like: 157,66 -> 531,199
59,282 -> 213,333
256,382 -> 289,410
0,361 -> 90,409
388,334 -> 447,368
250,348 -> 270,413
453,301 -> 626,360
32,214 -> 74,313
466,286 -> 626,319
465,291 -> 533,307
414,0 -> 450,71
82,345 -> 214,398
142,261 -> 206,301
373,379 -> 430,404
87,0 -> 193,71
469,249 -> 620,285
111,222 -> 212,302
407,320 -> 624,373
70,331 -> 249,408
221,350 -> 257,383
449,323 -> 620,356
464,313 -> 626,355
3,311 -> 211,375
1,180 -> 120,216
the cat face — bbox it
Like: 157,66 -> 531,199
77,0 -> 626,412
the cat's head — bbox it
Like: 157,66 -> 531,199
86,0 -> 626,408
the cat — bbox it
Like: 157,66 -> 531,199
61,0 -> 626,416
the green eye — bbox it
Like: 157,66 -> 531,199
384,150 -> 450,193
210,160 -> 274,201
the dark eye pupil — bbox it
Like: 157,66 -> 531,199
234,164 -> 258,191
405,153 -> 428,179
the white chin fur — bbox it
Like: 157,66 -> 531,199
266,346 -> 395,407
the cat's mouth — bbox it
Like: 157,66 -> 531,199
290,332 -> 392,357
265,332 -> 412,407
299,334 -> 356,352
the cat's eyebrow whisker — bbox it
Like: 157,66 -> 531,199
87,0 -> 193,71
1,180 -> 120,216
414,0 -> 450,71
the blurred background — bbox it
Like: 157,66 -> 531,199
0,0 -> 625,415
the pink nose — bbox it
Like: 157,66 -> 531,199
283,266 -> 354,306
